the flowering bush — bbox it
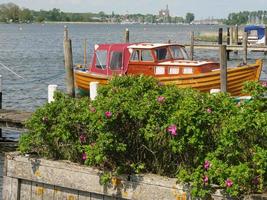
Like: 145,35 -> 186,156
19,76 -> 267,198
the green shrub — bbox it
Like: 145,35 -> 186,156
19,76 -> 267,198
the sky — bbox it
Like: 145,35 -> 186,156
0,0 -> 267,19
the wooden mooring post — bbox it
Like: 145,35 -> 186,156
63,26 -> 75,97
243,31 -> 248,64
0,75 -> 2,139
125,28 -> 130,43
190,31 -> 194,60
84,39 -> 87,66
226,27 -> 230,60
230,26 -> 234,45
218,28 -> 223,45
234,25 -> 239,44
234,25 -> 239,54
220,45 -> 227,93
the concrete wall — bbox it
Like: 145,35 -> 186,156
2,152 -> 188,200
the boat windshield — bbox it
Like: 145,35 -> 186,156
169,46 -> 189,60
95,50 -> 107,70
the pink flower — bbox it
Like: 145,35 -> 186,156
261,81 -> 267,87
225,178 -> 233,187
79,134 -> 86,143
167,124 -> 177,136
105,111 -> 112,118
252,176 -> 259,185
204,160 -> 211,170
203,175 -> 209,184
158,82 -> 164,86
82,152 -> 87,160
157,96 -> 165,103
207,108 -> 212,113
90,107 -> 96,113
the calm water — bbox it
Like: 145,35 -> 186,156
0,23 -> 266,111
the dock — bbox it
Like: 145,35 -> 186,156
0,109 -> 32,132
184,44 -> 267,52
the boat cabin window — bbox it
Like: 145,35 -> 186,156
141,50 -> 153,61
130,50 -> 140,61
95,50 -> 107,70
170,46 -> 185,59
154,48 -> 171,60
110,51 -> 122,70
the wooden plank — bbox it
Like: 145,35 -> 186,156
31,182 -> 44,200
2,176 -> 11,200
54,186 -> 79,200
91,192 -> 104,200
20,180 -> 32,200
78,191 -> 91,200
3,176 -> 20,200
103,196 -> 116,200
183,44 -> 267,51
42,184 -> 55,200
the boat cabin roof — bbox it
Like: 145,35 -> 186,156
128,43 -> 185,49
244,25 -> 265,39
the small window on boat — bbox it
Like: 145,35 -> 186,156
183,67 -> 193,74
169,67 -> 179,74
95,50 -> 107,70
141,50 -> 153,61
170,46 -> 185,59
155,66 -> 165,75
110,51 -> 122,70
130,50 -> 140,61
155,48 -> 171,60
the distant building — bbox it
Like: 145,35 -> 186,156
158,5 -> 170,23
191,19 -> 222,25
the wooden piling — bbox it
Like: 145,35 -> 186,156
63,26 -> 75,97
218,28 -> 223,45
190,31 -> 194,60
0,75 -> 2,139
125,28 -> 130,43
226,27 -> 230,60
227,27 -> 230,45
219,45 -> 227,93
230,27 -> 234,45
234,25 -> 239,44
83,39 -> 87,66
243,32 -> 248,64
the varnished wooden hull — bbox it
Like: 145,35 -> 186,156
74,60 -> 262,96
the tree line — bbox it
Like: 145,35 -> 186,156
225,11 -> 267,25
0,2 -> 195,24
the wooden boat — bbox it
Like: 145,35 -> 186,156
74,43 -> 263,96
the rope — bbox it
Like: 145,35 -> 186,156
0,62 -> 25,80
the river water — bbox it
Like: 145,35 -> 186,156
0,23 -> 266,198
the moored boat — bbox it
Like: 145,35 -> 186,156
74,43 -> 263,96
